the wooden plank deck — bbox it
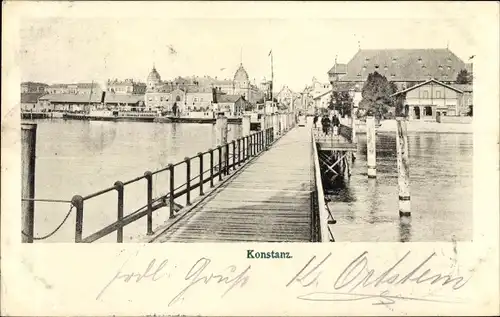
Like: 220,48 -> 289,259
152,126 -> 314,242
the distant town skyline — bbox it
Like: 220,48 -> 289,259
20,7 -> 477,92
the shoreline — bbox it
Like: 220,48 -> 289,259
344,119 -> 473,134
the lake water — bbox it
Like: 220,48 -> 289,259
29,119 -> 242,242
326,131 -> 473,242
27,119 -> 472,242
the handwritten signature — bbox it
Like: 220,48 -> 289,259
168,258 -> 251,306
287,251 -> 471,305
96,256 -> 250,306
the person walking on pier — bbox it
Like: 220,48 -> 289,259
313,114 -> 318,129
332,113 -> 340,136
321,115 -> 331,136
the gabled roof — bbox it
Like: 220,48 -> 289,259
218,95 -> 243,103
331,48 -> 466,82
21,82 -> 49,87
391,78 -> 464,97
21,92 -> 46,104
39,93 -> 142,104
40,93 -> 102,103
450,84 -> 473,92
328,63 -> 347,74
331,81 -> 359,92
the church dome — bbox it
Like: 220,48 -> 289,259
147,66 -> 162,86
234,64 -> 249,83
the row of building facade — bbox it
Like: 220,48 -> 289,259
21,62 -> 272,116
299,48 -> 473,121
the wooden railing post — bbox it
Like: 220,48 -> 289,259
232,140 -> 236,170
144,171 -> 153,235
21,123 -> 36,243
237,138 -> 241,166
198,152 -> 204,196
168,163 -> 175,218
114,181 -> 124,243
366,115 -> 377,178
218,146 -> 223,181
225,143 -> 230,175
185,157 -> 191,205
72,195 -> 84,243
209,149 -> 214,187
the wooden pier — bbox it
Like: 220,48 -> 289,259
21,114 -> 360,244
148,127 -> 314,242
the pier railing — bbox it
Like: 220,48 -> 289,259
311,130 -> 335,242
66,126 -> 277,243
338,123 -> 353,142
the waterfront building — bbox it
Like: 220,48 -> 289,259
107,78 -> 147,95
144,63 -> 265,113
215,95 -> 248,117
327,48 -> 473,116
451,83 -> 473,116
21,92 -> 46,111
301,77 -> 331,113
232,63 -> 262,104
391,78 -> 465,121
312,89 -> 332,110
328,48 -> 468,88
38,93 -> 143,112
276,85 -> 297,111
21,82 -> 48,93
46,82 -> 102,95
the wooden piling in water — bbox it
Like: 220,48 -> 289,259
242,115 -> 250,137
396,118 -> 411,216
215,113 -> 228,172
21,123 -> 37,243
366,116 -> 376,178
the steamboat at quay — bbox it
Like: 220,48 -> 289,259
61,109 -> 242,124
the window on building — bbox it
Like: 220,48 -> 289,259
438,65 -> 443,70
423,90 -> 429,99
365,58 -> 370,62
384,66 -> 388,70
418,58 -> 422,63
374,65 -> 379,69
436,91 -> 441,98
422,65 -> 426,69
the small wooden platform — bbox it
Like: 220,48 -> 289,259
151,127 -> 313,242
313,129 -> 357,150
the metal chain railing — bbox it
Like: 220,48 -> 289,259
21,203 -> 74,240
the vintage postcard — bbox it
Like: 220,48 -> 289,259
1,1 -> 499,316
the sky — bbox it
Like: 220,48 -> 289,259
20,15 -> 477,92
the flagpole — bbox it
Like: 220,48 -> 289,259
270,50 -> 274,113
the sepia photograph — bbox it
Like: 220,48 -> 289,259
19,16 -> 474,244
2,1 -> 499,316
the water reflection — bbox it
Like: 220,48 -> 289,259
328,131 -> 472,242
80,121 -> 117,153
399,216 -> 412,242
367,178 -> 378,224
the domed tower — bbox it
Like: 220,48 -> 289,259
233,63 -> 249,98
147,65 -> 162,91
